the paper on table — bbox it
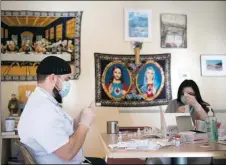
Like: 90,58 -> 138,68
108,139 -> 172,150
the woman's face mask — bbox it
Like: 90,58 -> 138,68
180,95 -> 186,104
55,77 -> 71,98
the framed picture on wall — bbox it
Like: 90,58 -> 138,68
160,13 -> 187,48
124,9 -> 152,42
1,10 -> 83,81
201,55 -> 226,76
94,53 -> 172,107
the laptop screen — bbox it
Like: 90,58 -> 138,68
176,116 -> 195,132
163,113 -> 191,126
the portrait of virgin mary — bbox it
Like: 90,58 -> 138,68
137,61 -> 165,100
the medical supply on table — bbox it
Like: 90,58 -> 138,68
218,123 -> 225,138
205,116 -> 218,142
195,120 -> 207,132
172,137 -> 176,145
175,137 -> 181,147
179,131 -> 208,144
108,139 -> 172,151
141,127 -> 162,138
118,132 -> 122,142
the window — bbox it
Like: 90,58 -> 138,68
50,27 -> 54,40
45,29 -> 49,39
11,35 -> 18,45
66,18 -> 75,39
36,35 -> 42,41
1,27 -> 4,38
21,31 -> 34,45
56,24 -> 63,40
5,29 -> 8,38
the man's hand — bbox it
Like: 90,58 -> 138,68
79,107 -> 95,129
73,110 -> 83,129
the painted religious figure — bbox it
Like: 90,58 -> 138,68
102,62 -> 131,100
1,10 -> 82,81
95,53 -> 171,107
137,61 -> 165,100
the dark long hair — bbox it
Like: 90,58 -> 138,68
177,79 -> 210,113
109,66 -> 124,84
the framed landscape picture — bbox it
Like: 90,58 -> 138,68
201,55 -> 226,76
124,9 -> 152,42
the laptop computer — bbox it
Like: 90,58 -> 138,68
176,116 -> 206,133
160,110 -> 206,137
160,111 -> 191,137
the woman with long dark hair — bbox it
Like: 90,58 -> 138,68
146,79 -> 212,165
166,79 -> 210,122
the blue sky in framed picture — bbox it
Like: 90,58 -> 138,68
206,60 -> 223,71
124,9 -> 152,42
128,11 -> 149,38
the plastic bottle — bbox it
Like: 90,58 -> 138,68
205,118 -> 212,142
175,137 -> 181,147
206,106 -> 218,142
207,117 -> 218,142
218,123 -> 225,138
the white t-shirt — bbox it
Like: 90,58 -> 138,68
18,87 -> 85,164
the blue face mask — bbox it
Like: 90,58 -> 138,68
56,77 -> 71,98
180,95 -> 185,104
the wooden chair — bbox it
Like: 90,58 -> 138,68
15,140 -> 38,164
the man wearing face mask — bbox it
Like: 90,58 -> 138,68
18,56 -> 106,164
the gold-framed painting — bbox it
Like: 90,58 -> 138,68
1,10 -> 83,81
95,53 -> 172,107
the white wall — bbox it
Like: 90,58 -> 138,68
1,1 -> 226,157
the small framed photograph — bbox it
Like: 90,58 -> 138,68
124,9 -> 152,42
201,55 -> 226,76
160,13 -> 187,48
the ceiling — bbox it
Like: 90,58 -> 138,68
1,16 -> 60,27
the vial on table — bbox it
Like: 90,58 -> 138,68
175,137 -> 181,147
172,137 -> 176,145
118,131 -> 122,142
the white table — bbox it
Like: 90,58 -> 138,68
1,52 -> 71,62
100,133 -> 226,164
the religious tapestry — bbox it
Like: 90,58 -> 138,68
1,10 -> 82,81
95,53 -> 172,107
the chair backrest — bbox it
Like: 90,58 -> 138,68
15,140 -> 38,164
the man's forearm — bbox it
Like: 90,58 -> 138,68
67,124 -> 89,160
54,124 -> 89,161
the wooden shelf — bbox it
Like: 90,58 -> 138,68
1,135 -> 19,139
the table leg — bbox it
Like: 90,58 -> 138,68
174,157 -> 188,164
